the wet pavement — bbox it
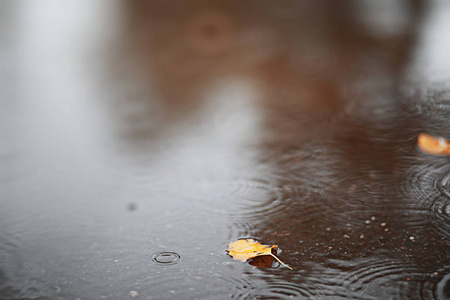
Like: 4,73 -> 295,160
1,1 -> 449,299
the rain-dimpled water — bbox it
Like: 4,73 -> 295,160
1,1 -> 449,299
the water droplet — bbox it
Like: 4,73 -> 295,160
129,290 -> 138,298
127,203 -> 138,211
150,252 -> 182,265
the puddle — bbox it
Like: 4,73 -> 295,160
1,0 -> 449,299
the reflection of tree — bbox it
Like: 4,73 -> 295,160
114,0 -> 426,146
109,1 -> 247,150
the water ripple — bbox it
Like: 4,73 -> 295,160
191,178 -> 278,217
401,159 -> 450,238
306,258 -> 446,299
226,272 -> 312,300
437,273 -> 450,300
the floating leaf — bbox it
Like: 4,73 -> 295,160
226,238 -> 292,270
417,133 -> 450,156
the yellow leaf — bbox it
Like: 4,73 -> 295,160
417,133 -> 450,156
226,238 -> 292,270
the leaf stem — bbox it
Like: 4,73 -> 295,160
269,253 -> 293,270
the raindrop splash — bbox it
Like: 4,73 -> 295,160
150,252 -> 182,266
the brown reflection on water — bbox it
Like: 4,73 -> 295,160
118,1 -> 449,298
118,0 -> 425,145
2,0 -> 450,299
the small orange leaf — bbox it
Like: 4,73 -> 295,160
417,133 -> 450,156
226,238 -> 292,270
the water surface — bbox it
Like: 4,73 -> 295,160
1,1 -> 449,299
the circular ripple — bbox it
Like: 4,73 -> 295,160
337,259 -> 420,293
400,161 -> 450,237
427,166 -> 450,222
225,273 -> 314,300
306,258 -> 441,299
438,171 -> 450,200
437,273 -> 450,300
193,178 -> 280,215
190,178 -> 286,238
149,252 -> 182,266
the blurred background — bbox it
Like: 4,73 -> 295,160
1,0 -> 449,299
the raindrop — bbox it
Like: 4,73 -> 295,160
127,203 -> 138,211
150,252 -> 182,265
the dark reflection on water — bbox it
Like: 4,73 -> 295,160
1,0 -> 450,299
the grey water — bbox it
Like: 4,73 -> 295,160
1,1 -> 449,299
